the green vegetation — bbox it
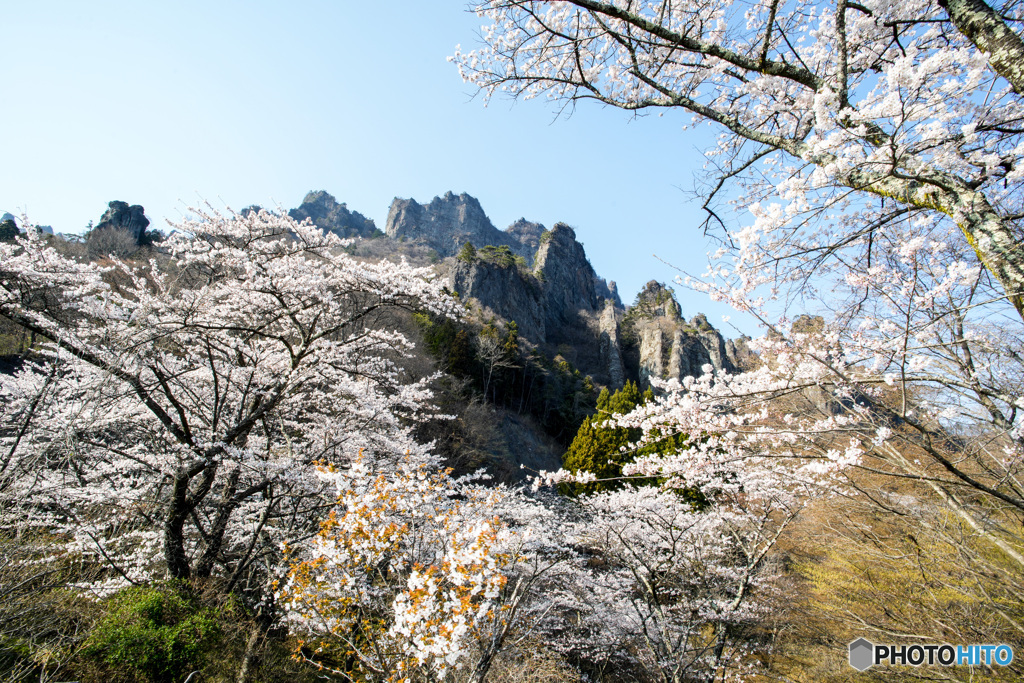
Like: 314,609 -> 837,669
0,562 -> 322,683
82,584 -> 223,683
414,312 -> 596,446
0,219 -> 18,242
620,285 -> 676,342
561,382 -> 711,510
0,317 -> 35,357
414,312 -> 475,377
562,381 -> 659,494
459,243 -> 531,276
457,241 -> 477,262
478,244 -> 516,268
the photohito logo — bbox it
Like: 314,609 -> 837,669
849,638 -> 1014,671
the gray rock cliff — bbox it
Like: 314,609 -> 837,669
386,192 -> 544,261
599,300 -> 625,388
595,277 -> 623,308
505,218 -> 546,256
624,281 -> 737,387
387,192 -> 505,258
446,216 -> 626,387
289,190 -> 380,238
450,257 -> 545,342
725,336 -> 756,370
534,223 -> 601,327
96,201 -> 149,244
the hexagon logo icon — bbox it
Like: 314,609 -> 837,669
849,638 -> 874,671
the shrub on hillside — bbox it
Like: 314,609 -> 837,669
81,583 -> 223,683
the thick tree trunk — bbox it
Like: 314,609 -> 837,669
165,472 -> 195,580
164,461 -> 218,579
194,470 -> 240,578
939,0 -> 1024,93
955,205 -> 1024,322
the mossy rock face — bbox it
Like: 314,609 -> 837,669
82,583 -> 224,683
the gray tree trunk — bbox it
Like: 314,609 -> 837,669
940,0 -> 1024,93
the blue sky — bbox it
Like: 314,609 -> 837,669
1,1 -> 753,332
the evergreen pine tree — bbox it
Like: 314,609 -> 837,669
457,241 -> 477,262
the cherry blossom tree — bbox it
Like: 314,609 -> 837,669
544,485 -> 800,683
456,0 -> 1024,666
529,367 -> 828,680
0,207 -> 459,597
279,454 -> 559,683
453,0 -> 1024,321
454,0 -> 1024,540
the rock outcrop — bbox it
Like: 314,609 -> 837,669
599,300 -> 625,388
505,218 -> 546,256
725,336 -> 756,370
96,201 -> 149,244
448,216 -> 626,388
451,257 -> 545,342
624,281 -> 737,387
386,192 -> 541,261
595,277 -> 623,308
289,190 -> 380,238
534,223 -> 601,327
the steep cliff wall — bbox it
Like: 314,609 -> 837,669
624,281 -> 738,387
289,190 -> 381,238
386,192 -> 539,260
599,300 -> 625,389
446,218 -> 626,388
450,258 -> 546,342
534,223 -> 601,327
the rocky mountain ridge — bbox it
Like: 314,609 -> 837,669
385,191 -> 548,262
289,190 -> 381,238
68,190 -> 748,391
382,191 -> 746,390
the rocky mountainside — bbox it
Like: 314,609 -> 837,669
386,191 -> 543,261
413,198 -> 746,390
96,201 -> 149,244
449,221 -> 630,387
622,281 -> 754,386
376,190 -> 747,390
289,190 -> 381,238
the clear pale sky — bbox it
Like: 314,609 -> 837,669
1,1 -> 753,332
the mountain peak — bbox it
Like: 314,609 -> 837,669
289,191 -> 380,238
